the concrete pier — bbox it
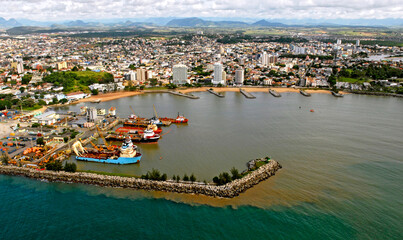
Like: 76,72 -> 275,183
269,89 -> 281,97
169,91 -> 200,99
240,89 -> 256,99
299,90 -> 311,97
207,89 -> 225,98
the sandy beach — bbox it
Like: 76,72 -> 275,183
77,91 -> 145,103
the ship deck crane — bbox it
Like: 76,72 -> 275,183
96,126 -> 114,151
153,104 -> 159,119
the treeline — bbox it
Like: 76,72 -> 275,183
339,64 -> 403,80
213,167 -> 242,185
45,161 -> 77,172
0,93 -> 45,111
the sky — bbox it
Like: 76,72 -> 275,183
0,0 -> 402,21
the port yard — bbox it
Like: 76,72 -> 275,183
0,88 -> 356,197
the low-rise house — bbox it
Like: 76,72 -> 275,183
66,91 -> 87,101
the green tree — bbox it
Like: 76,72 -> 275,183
22,74 -> 32,85
64,163 -> 77,172
328,75 -> 337,86
71,66 -> 79,71
183,174 -> 189,181
149,78 -> 158,87
189,173 -> 196,183
1,154 -> 9,165
91,89 -> 99,95
46,161 -> 63,171
59,98 -> 68,104
63,136 -> 69,143
36,138 -> 45,146
230,167 -> 241,180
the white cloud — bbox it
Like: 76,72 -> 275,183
0,0 -> 402,21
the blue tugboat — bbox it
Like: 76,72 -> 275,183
72,137 -> 142,164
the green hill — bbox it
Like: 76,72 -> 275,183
43,71 -> 114,93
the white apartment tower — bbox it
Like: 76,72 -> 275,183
172,64 -> 189,84
213,63 -> 224,85
261,51 -> 268,66
235,68 -> 244,85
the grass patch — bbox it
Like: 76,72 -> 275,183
338,77 -> 369,84
79,170 -> 139,178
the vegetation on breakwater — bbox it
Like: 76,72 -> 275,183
0,159 -> 282,198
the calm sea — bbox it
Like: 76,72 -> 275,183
1,92 -> 402,239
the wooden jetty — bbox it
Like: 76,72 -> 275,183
240,89 -> 256,99
269,89 -> 281,97
207,89 -> 224,98
299,90 -> 311,97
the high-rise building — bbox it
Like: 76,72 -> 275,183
86,107 -> 97,122
11,61 -> 24,74
337,39 -> 342,45
213,63 -> 224,85
261,51 -> 268,66
356,40 -> 360,47
222,71 -> 226,84
136,68 -> 147,82
235,68 -> 244,85
172,64 -> 189,84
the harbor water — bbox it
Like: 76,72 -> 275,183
1,92 -> 402,239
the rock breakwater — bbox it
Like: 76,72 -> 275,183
0,160 -> 281,198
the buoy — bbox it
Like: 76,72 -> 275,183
310,109 -> 314,112
159,157 -> 163,160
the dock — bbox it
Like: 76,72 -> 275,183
299,90 -> 311,97
169,91 -> 200,99
269,89 -> 281,97
240,89 -> 256,99
331,91 -> 344,97
207,89 -> 224,98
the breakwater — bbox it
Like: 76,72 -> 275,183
0,160 -> 281,198
240,89 -> 256,99
269,89 -> 281,97
169,91 -> 200,99
207,89 -> 225,98
299,90 -> 311,97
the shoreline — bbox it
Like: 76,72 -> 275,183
179,87 -> 350,95
0,160 -> 281,198
69,87 -> 350,105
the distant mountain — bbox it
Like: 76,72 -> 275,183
166,17 -> 251,27
166,17 -> 206,27
0,17 -> 21,28
252,20 -> 286,27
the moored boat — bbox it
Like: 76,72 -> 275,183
73,137 -> 142,164
106,128 -> 161,143
159,113 -> 189,124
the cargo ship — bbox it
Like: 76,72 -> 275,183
105,128 -> 160,143
72,137 -> 142,164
